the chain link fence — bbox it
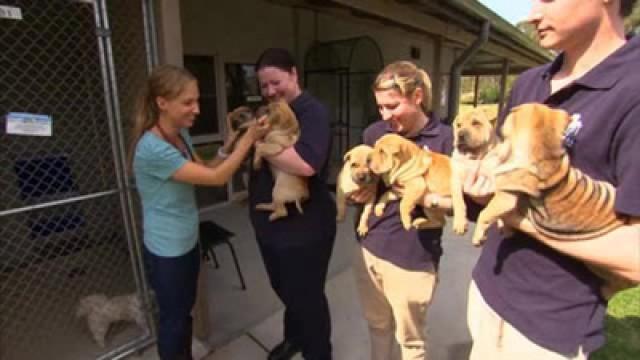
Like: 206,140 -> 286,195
0,1 -> 154,358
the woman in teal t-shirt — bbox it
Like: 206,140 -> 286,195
130,65 -> 265,360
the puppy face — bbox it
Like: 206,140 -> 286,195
501,103 -> 569,167
453,108 -> 496,156
228,106 -> 256,132
494,103 -> 571,194
343,145 -> 376,185
368,134 -> 418,176
262,101 -> 299,133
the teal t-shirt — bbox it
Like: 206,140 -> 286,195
133,130 -> 198,257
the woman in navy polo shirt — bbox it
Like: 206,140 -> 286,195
351,61 -> 453,360
131,65 -> 266,360
461,0 -> 640,359
249,48 -> 336,360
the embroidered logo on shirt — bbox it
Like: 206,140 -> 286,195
563,113 -> 582,149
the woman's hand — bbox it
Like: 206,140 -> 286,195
462,159 -> 494,205
238,119 -> 270,146
349,187 -> 376,204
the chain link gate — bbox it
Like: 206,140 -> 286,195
1,1 -> 156,358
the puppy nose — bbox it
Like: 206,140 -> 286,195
458,130 -> 468,141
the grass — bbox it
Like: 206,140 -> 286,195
592,286 -> 640,360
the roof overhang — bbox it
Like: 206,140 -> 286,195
269,0 -> 552,75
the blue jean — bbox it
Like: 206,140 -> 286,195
144,246 -> 200,360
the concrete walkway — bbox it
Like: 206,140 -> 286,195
135,202 -> 480,360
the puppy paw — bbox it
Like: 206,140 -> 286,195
357,225 -> 369,236
452,218 -> 468,235
412,217 -> 430,229
496,219 -> 514,237
374,203 -> 386,216
401,217 -> 414,230
268,212 -> 286,221
471,229 -> 487,247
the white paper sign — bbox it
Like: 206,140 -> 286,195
6,112 -> 53,136
0,5 -> 22,20
246,95 -> 263,102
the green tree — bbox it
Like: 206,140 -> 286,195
624,2 -> 640,33
516,21 -> 538,42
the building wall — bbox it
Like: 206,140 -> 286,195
179,0 -> 459,118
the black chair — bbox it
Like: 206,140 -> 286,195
198,221 -> 247,290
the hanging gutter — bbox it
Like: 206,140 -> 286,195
447,20 -> 490,122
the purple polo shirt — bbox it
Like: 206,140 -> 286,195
361,114 -> 454,270
249,91 -> 336,246
473,35 -> 640,355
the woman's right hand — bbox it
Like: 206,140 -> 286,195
238,119 -> 270,146
463,159 -> 494,205
348,187 -> 376,204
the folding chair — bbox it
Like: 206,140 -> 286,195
198,220 -> 247,290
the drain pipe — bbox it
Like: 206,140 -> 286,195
447,20 -> 490,123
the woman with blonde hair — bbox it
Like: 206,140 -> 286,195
130,64 -> 266,360
350,60 -> 453,360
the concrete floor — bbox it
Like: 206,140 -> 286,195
133,202 -> 481,360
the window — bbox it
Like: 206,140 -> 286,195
184,55 -> 219,141
184,55 -> 228,207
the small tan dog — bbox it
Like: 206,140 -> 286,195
76,293 -> 147,347
472,103 -> 637,297
253,101 -> 309,221
368,134 -> 467,234
452,108 -> 498,161
336,144 -> 377,236
450,108 -> 500,234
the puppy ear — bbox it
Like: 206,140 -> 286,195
343,150 -> 352,162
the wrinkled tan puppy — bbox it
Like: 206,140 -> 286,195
452,108 -> 497,161
253,101 -> 309,221
336,144 -> 377,236
450,108 -> 500,234
368,134 -> 467,234
472,103 -> 637,297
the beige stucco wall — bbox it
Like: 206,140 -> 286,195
178,0 -> 459,118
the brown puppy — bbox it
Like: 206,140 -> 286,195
228,106 -> 256,133
472,103 -> 637,297
226,106 -> 258,153
452,108 -> 497,161
450,108 -> 499,235
336,145 -> 377,236
368,134 -> 467,234
253,101 -> 309,221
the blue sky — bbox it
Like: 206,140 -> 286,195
478,0 -> 531,24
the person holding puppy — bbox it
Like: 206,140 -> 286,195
130,64 -> 266,360
453,1 -> 640,359
350,61 -> 453,360
250,48 -> 336,360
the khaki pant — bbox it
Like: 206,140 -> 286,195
467,281 -> 589,360
353,246 -> 437,360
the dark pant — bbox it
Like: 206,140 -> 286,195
144,246 -> 200,360
258,233 -> 336,360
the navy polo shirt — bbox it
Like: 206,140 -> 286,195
248,91 -> 336,246
473,35 -> 640,355
361,114 -> 454,270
